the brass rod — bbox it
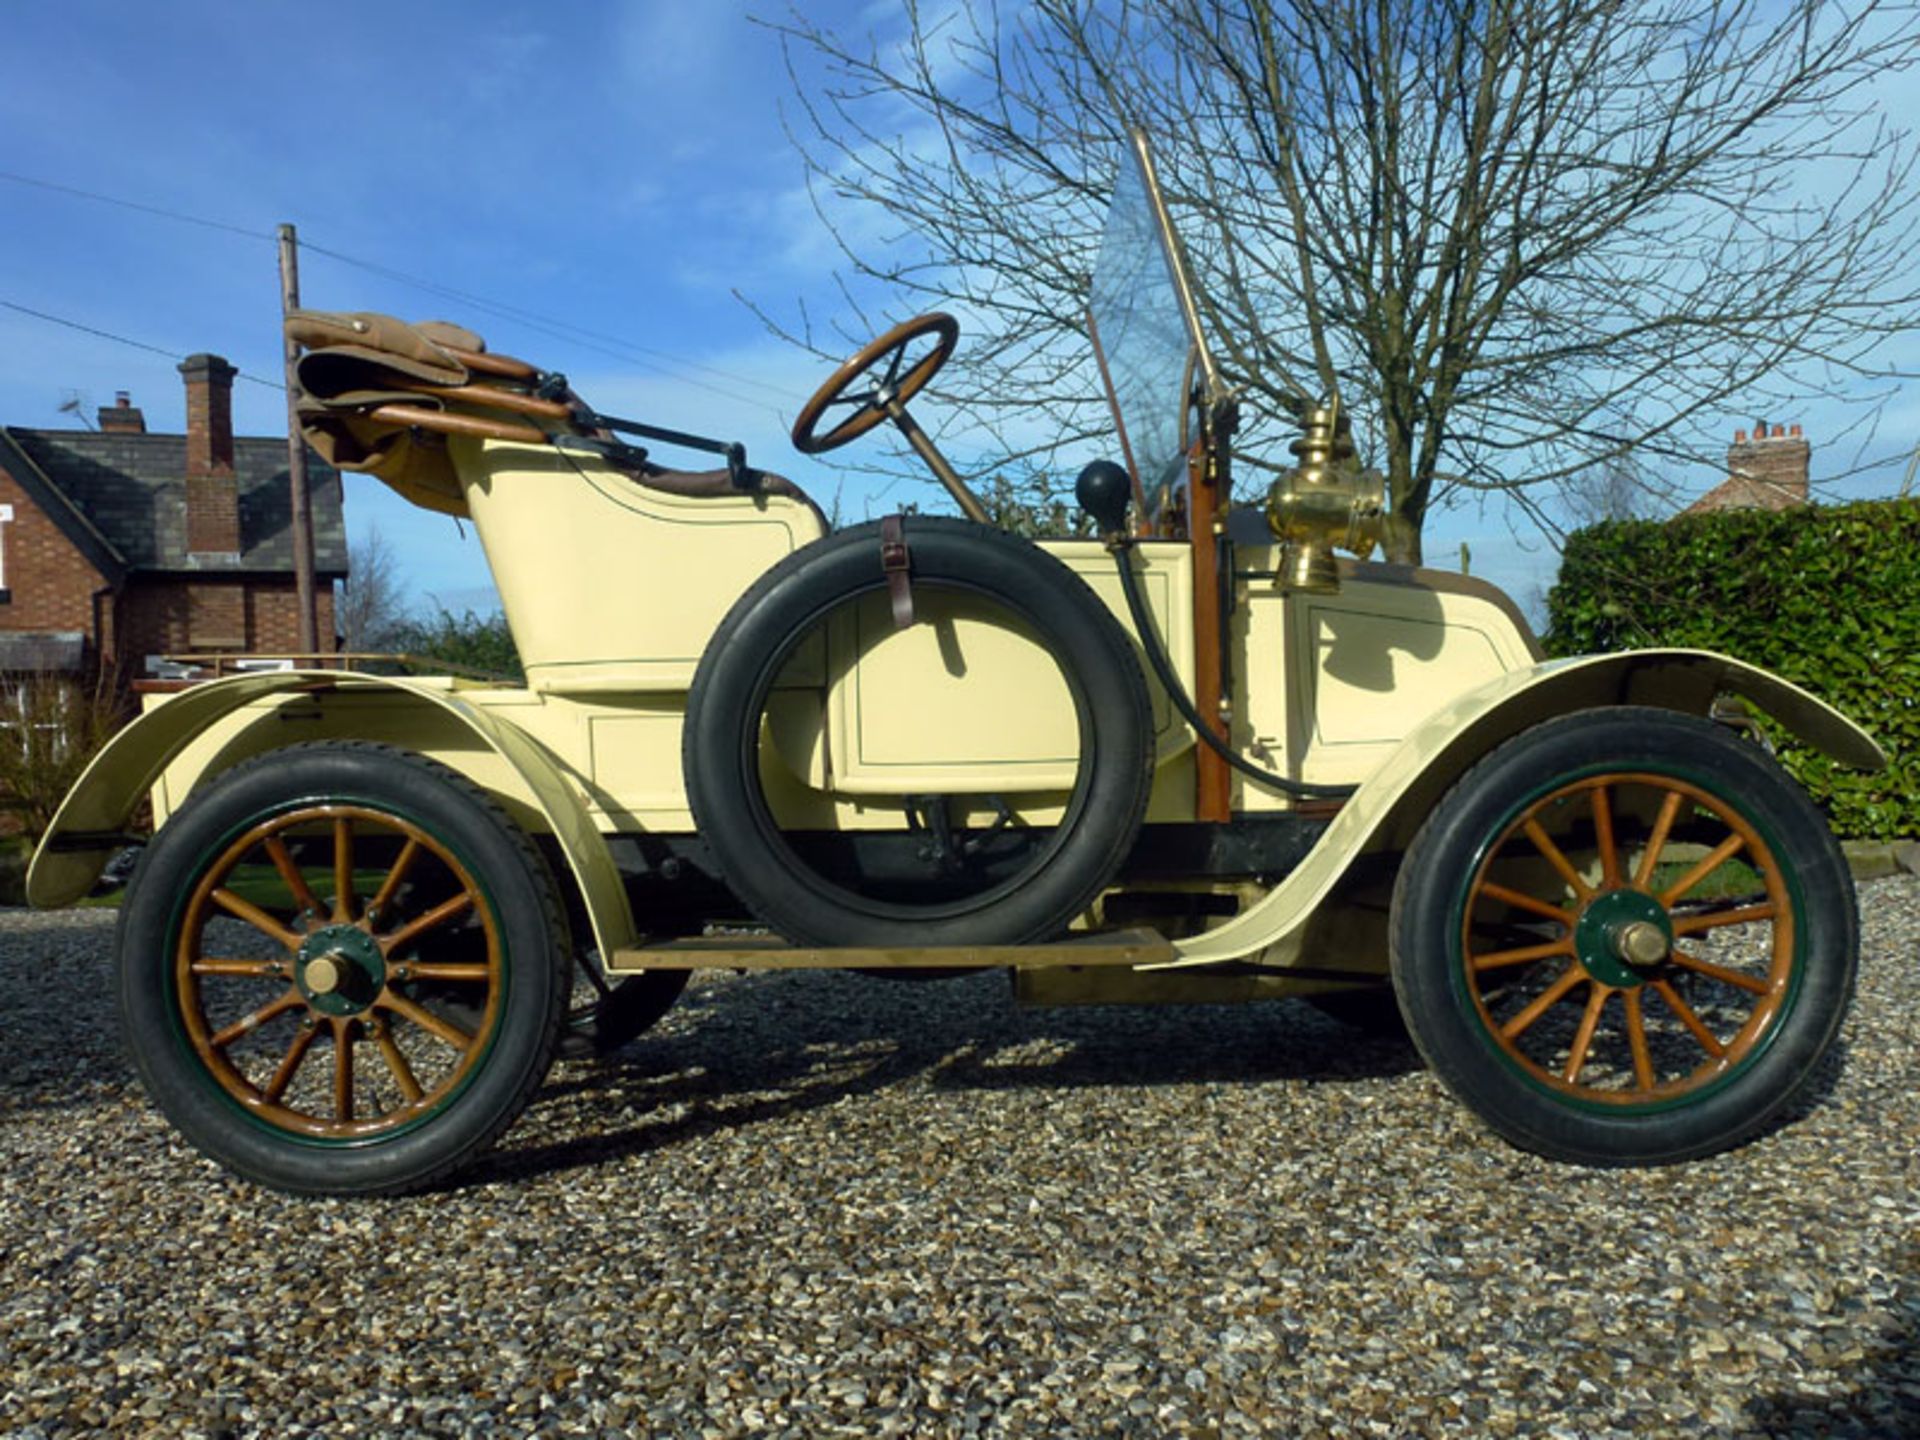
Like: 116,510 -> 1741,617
364,404 -> 547,444
1127,129 -> 1224,403
883,399 -> 992,524
609,928 -> 1178,973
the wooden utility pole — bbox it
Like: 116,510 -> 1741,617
278,223 -> 320,654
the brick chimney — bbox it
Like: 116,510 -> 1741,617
1684,421 -> 1811,514
180,354 -> 241,559
97,390 -> 146,434
1722,421 -> 1809,508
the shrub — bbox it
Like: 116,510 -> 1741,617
1544,499 -> 1920,839
387,608 -> 524,683
0,672 -> 125,839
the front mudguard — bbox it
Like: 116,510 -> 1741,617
1162,648 -> 1883,970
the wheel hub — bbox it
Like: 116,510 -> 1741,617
295,924 -> 387,1016
1573,889 -> 1673,989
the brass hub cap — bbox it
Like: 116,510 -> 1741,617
1571,889 -> 1673,990
295,925 -> 386,1016
1617,921 -> 1671,969
1460,774 -> 1794,1105
174,804 -> 501,1139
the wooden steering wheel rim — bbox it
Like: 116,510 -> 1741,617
790,312 -> 960,455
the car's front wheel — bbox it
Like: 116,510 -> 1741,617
1390,707 -> 1856,1165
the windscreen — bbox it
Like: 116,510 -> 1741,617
1087,134 -> 1198,502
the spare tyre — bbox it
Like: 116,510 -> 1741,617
683,516 -> 1154,947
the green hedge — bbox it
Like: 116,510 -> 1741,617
1543,498 -> 1920,840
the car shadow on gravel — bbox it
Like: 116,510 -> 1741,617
471,969 -> 1422,1187
1743,1242 -> 1919,1439
0,972 -> 135,1119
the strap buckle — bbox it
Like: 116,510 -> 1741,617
879,513 -> 914,630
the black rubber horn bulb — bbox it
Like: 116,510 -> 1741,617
1075,461 -> 1132,540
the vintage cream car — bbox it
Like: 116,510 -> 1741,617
30,133 -> 1880,1194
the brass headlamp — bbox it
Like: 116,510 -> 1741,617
1264,404 -> 1388,593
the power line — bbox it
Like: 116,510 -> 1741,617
297,241 -> 802,413
0,167 -> 807,416
0,300 -> 285,391
0,169 -> 274,243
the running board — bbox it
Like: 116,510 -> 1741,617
608,927 -> 1176,972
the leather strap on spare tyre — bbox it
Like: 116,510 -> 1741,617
880,513 -> 914,630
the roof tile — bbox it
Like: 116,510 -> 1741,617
4,430 -> 347,574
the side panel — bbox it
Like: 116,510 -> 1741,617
821,541 -> 1193,796
1232,553 -> 1542,809
460,438 -> 828,694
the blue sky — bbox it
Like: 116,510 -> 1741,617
1,1 -> 1913,622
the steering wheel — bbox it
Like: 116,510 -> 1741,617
791,313 -> 959,455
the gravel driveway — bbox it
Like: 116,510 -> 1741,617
2,879 -> 1916,1438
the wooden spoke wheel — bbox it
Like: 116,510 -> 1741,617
118,744 -> 569,1195
175,804 -> 501,1140
1460,774 -> 1790,1103
1390,707 -> 1856,1165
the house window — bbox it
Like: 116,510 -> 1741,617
0,502 -> 13,602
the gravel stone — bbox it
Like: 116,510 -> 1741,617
1,880 -> 1916,1437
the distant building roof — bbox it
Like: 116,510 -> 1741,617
1682,422 -> 1811,516
0,428 -> 348,577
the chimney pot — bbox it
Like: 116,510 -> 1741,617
1709,416 -> 1811,513
96,390 -> 147,434
1790,423 -> 1802,437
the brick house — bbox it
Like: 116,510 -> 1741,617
0,354 -> 347,685
1684,422 -> 1811,514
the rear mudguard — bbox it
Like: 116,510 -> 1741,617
27,671 -> 635,960
1160,648 -> 1884,969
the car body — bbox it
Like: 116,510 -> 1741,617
29,132 -> 1881,1193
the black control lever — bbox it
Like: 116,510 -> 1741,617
1075,460 -> 1357,801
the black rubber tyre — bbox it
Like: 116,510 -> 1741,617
557,964 -> 689,1059
116,742 -> 570,1195
684,516 -> 1155,946
1390,707 -> 1857,1166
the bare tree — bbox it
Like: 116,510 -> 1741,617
1562,458 -> 1658,529
769,0 -> 1920,560
336,526 -> 408,653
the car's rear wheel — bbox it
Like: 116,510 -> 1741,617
1390,707 -> 1856,1165
116,743 -> 569,1195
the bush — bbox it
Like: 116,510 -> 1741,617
386,608 -> 524,683
1544,498 -> 1920,839
0,673 -> 125,840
